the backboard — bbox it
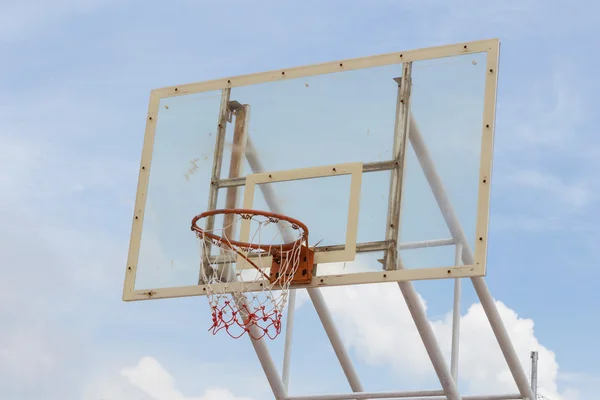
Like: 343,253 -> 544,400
123,39 -> 499,302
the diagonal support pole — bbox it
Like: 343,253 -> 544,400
203,93 -> 287,400
245,137 -> 365,393
397,276 -> 462,400
408,116 -> 535,400
308,288 -> 364,392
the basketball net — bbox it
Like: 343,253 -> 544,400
192,209 -> 309,340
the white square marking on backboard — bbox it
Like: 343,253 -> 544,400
237,162 -> 363,269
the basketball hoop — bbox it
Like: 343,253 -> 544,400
191,209 -> 314,340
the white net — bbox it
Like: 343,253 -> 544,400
193,210 -> 307,340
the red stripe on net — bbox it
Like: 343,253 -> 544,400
208,300 -> 284,340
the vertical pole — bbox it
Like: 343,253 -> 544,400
530,351 -> 538,399
384,64 -> 412,271
282,291 -> 296,391
451,243 -> 462,382
199,88 -> 231,284
218,103 -> 250,281
223,103 -> 250,237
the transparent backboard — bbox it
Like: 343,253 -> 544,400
124,39 -> 499,301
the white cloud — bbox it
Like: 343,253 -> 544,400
504,169 -> 592,210
509,68 -> 587,152
297,282 -> 578,399
89,357 -> 255,400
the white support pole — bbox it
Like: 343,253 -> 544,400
397,276 -> 462,400
408,116 -> 535,400
308,288 -> 364,392
288,389 -> 443,400
450,243 -> 462,381
286,391 -> 522,400
399,238 -> 455,250
530,351 -> 538,399
282,291 -> 296,391
234,294 -> 287,400
248,337 -> 287,400
245,137 -> 364,393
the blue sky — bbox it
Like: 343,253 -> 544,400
1,1 -> 599,400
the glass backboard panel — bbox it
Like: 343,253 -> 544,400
128,42 -> 497,297
135,92 -> 221,290
399,51 -> 487,269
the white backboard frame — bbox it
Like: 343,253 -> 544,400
123,38 -> 500,302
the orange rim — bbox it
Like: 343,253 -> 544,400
191,208 -> 309,252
